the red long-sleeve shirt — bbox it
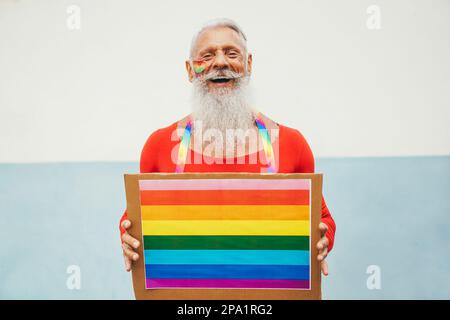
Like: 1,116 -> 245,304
120,119 -> 336,251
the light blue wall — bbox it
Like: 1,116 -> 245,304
0,157 -> 449,299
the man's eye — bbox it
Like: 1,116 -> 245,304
202,54 -> 213,60
228,52 -> 239,58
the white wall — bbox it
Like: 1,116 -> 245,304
1,0 -> 449,162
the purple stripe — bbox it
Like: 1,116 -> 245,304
146,279 -> 310,289
139,179 -> 311,191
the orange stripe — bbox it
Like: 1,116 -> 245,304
140,189 -> 309,205
140,205 -> 310,220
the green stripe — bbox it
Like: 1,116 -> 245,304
143,235 -> 309,250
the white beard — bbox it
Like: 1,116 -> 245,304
191,75 -> 256,156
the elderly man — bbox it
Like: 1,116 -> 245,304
119,18 -> 336,276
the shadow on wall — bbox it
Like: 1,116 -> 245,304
0,157 -> 449,299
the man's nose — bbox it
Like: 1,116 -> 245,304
211,51 -> 229,69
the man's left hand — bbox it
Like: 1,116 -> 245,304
317,222 -> 329,276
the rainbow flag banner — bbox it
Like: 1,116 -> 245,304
139,178 -> 311,290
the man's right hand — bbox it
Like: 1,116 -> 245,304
121,219 -> 141,272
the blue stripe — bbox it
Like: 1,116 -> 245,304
145,264 -> 310,280
144,250 -> 309,265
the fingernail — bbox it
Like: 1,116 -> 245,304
133,241 -> 139,248
133,254 -> 139,261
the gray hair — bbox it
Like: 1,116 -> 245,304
189,18 -> 248,59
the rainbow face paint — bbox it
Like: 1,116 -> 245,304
192,60 -> 206,74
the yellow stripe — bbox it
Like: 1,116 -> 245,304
142,220 -> 310,236
141,205 -> 310,220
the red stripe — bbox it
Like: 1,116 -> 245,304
140,189 -> 310,205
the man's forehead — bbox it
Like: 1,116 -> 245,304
193,27 -> 245,54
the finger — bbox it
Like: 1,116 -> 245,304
122,242 -> 139,261
316,236 -> 329,251
318,246 -> 328,261
123,254 -> 132,272
319,222 -> 328,236
121,232 -> 140,249
121,219 -> 131,229
321,260 -> 329,276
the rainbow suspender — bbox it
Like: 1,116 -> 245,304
175,119 -> 193,173
254,114 -> 277,173
175,113 -> 277,173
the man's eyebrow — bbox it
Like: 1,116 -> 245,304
197,45 -> 243,56
197,47 -> 217,56
222,45 -> 243,52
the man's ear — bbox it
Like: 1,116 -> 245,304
246,53 -> 253,75
185,60 -> 194,82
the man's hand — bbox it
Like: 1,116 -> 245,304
317,222 -> 329,276
121,219 -> 141,272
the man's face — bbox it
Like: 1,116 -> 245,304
186,26 -> 252,91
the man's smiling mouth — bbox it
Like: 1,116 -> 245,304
209,77 -> 233,83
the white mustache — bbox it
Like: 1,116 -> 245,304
201,69 -> 242,81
